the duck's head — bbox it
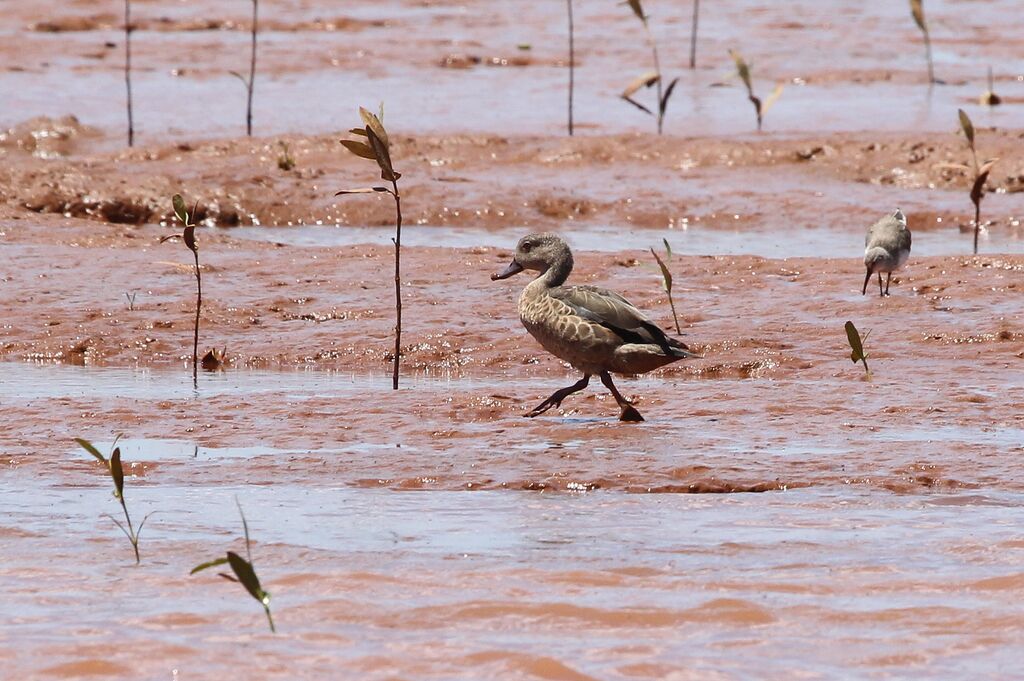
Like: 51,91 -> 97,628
491,233 -> 572,280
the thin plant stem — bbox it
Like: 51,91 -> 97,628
567,0 -> 574,136
643,21 -> 664,134
117,497 -> 139,564
390,180 -> 402,390
974,202 -> 981,255
668,292 -> 681,335
193,248 -> 201,389
923,27 -> 934,85
246,0 -> 258,137
689,0 -> 699,69
124,0 -> 134,147
264,605 -> 276,633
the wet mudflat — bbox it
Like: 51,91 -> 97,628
3,0 -> 1024,678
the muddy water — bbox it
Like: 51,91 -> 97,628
4,0 -> 1024,677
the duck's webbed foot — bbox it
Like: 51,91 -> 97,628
599,372 -> 645,423
525,374 -> 590,418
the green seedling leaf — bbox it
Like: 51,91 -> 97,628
227,551 -> 269,605
75,438 -> 107,464
626,0 -> 645,22
958,108 -> 975,146
729,50 -> 753,93
335,187 -> 390,195
340,139 -> 376,161
650,247 -> 673,292
172,194 -> 189,225
622,96 -> 653,115
910,0 -> 926,33
662,238 -> 672,258
762,83 -> 785,115
378,101 -> 385,125
348,128 -> 368,137
183,225 -> 197,253
845,321 -> 864,362
971,162 -> 997,206
110,447 -> 125,499
366,126 -> 399,182
191,556 -> 229,575
659,77 -> 679,117
229,70 -> 249,88
358,107 -> 389,149
622,71 -> 659,98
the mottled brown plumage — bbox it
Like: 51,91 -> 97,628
492,233 -> 697,421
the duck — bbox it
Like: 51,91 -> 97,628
491,233 -> 697,422
863,208 -> 911,297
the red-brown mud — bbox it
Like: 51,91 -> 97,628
3,0 -> 1024,679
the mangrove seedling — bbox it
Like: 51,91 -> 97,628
844,321 -> 871,378
229,0 -> 259,136
124,290 -> 137,311
620,0 -> 678,135
689,0 -> 700,69
161,194 -> 202,388
191,499 -> 275,633
650,239 -> 681,334
336,105 -> 405,390
75,437 -> 152,564
276,140 -> 295,171
980,67 -> 1001,106
944,110 -> 999,254
124,0 -> 134,146
566,0 -> 575,135
909,0 -> 935,85
729,50 -> 783,132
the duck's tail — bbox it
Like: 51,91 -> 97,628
641,321 -> 702,359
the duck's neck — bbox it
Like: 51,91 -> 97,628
536,251 -> 573,288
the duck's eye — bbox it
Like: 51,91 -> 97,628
522,242 -> 533,253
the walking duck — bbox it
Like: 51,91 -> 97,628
491,233 -> 697,421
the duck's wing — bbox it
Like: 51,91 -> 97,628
549,285 -> 694,356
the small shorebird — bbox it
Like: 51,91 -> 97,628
863,208 -> 912,297
491,233 -> 697,422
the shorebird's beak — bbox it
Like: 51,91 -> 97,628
491,259 -> 524,281
861,267 -> 872,295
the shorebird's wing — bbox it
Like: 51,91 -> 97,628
550,285 -> 690,354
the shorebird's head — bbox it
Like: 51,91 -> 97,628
491,233 -> 572,280
892,208 -> 907,227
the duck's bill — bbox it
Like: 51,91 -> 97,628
491,260 -> 524,281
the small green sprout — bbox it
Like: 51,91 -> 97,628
844,321 -> 871,377
191,499 -> 275,633
909,0 -> 935,85
979,67 -> 1001,106
941,110 -> 999,254
75,437 -> 153,564
650,239 -> 681,334
336,105 -> 404,390
276,140 -> 295,171
729,49 -> 783,132
161,194 -> 203,388
620,0 -> 679,135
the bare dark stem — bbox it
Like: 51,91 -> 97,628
246,0 -> 258,137
391,180 -> 402,390
923,29 -> 934,85
567,0 -> 574,136
124,0 -> 134,147
689,0 -> 699,69
974,201 -> 981,255
668,292 -> 681,335
119,497 -> 139,564
264,605 -> 276,633
193,248 -> 201,389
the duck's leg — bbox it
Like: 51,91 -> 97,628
885,272 -> 892,296
599,372 -> 644,422
877,272 -> 884,297
525,374 -> 590,417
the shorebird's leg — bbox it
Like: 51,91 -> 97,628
525,374 -> 590,417
599,371 -> 644,422
877,272 -> 884,297
885,272 -> 892,296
